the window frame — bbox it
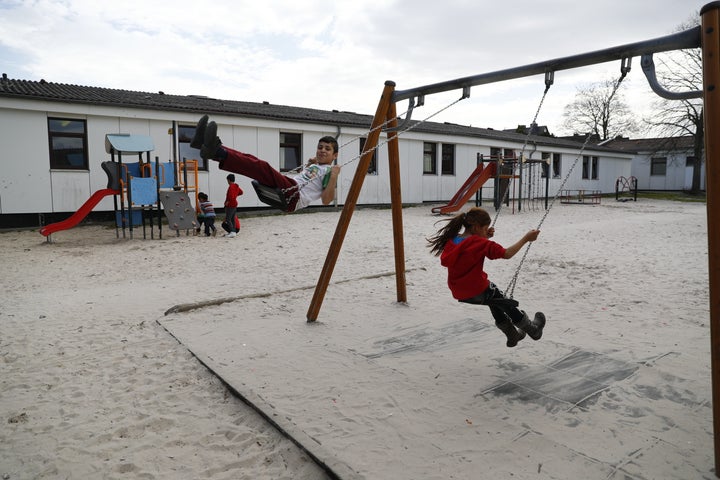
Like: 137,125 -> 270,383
423,142 -> 437,175
541,152 -> 551,178
359,137 -> 378,175
441,143 -> 455,175
280,132 -> 302,172
178,123 -> 208,171
552,153 -> 562,178
651,157 -> 667,176
591,155 -> 599,180
48,117 -> 89,170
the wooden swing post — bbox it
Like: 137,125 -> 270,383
386,94 -> 408,304
701,2 -> 720,476
307,81 -> 401,321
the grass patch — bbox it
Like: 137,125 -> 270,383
636,191 -> 706,203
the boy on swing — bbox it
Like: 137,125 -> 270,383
427,207 -> 546,348
192,115 -> 341,212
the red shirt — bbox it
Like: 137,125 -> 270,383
440,235 -> 506,300
225,183 -> 243,208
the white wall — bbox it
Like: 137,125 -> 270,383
631,150 -> 704,191
0,108 -> 53,213
0,99 -> 635,217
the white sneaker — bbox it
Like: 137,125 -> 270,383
227,232 -> 237,238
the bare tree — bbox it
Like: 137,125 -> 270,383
561,78 -> 638,141
643,16 -> 703,193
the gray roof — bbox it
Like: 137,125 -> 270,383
0,74 -> 624,153
602,136 -> 696,153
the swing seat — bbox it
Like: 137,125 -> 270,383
251,180 -> 291,212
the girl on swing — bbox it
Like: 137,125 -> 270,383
427,207 -> 546,348
192,115 -> 341,212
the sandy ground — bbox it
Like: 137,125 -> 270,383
0,198 -> 714,479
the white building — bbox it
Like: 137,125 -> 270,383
0,75 -> 634,228
602,136 -> 705,191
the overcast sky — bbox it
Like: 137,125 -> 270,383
0,0 -> 707,137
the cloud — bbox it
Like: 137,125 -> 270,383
0,0 -> 706,135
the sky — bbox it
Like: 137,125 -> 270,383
0,0 -> 707,137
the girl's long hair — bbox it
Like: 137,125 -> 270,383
427,207 -> 491,256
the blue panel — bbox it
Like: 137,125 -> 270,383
105,134 -> 155,154
115,210 -> 142,227
129,177 -> 158,205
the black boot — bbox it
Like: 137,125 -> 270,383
515,311 -> 546,341
190,114 -> 208,148
496,321 -> 526,348
200,120 -> 222,160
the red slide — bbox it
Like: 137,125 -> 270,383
40,189 -> 120,237
432,163 -> 497,214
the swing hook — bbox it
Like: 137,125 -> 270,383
619,56 -> 631,80
544,71 -> 554,91
386,95 -> 424,132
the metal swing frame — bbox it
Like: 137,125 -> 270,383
307,6 -> 720,474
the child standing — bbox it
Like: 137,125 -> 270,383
197,192 -> 217,237
224,174 -> 243,238
427,207 -> 546,348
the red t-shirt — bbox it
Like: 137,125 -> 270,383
440,235 -> 506,300
225,183 -> 243,208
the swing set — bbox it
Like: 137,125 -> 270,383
303,4 -> 720,473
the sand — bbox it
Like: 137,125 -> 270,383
0,198 -> 714,479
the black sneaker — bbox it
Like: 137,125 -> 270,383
190,115 -> 209,149
200,120 -> 221,160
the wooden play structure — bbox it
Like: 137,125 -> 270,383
304,4 -> 720,473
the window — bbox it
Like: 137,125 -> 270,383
178,124 -> 207,170
423,142 -> 437,175
280,132 -> 302,172
359,137 -> 378,175
541,152 -> 550,178
582,155 -> 599,179
48,118 -> 88,170
591,156 -> 598,179
651,157 -> 667,176
441,144 -> 455,175
552,153 -> 561,178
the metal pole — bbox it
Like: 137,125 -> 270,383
306,81 -> 395,322
700,2 -> 720,476
392,27 -> 700,103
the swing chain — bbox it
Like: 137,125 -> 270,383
505,66 -> 628,298
491,71 -> 555,228
278,96 -> 466,200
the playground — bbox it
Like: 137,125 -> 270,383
0,199 -> 713,479
3,4 -> 718,478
